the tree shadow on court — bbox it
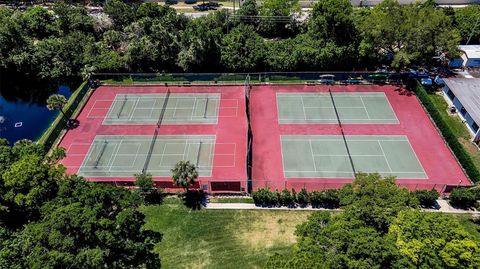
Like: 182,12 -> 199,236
181,189 -> 206,210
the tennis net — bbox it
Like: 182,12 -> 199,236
327,87 -> 357,175
142,90 -> 171,174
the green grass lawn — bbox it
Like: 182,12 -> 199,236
427,92 -> 480,171
141,197 -> 311,269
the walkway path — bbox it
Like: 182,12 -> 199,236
205,199 -> 479,215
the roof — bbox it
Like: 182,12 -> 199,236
443,78 -> 480,124
459,45 -> 480,59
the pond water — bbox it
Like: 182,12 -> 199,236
0,85 -> 72,144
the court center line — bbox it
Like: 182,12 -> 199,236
308,140 -> 318,172
377,141 -> 393,172
107,140 -> 123,173
300,96 -> 308,120
359,96 -> 371,119
128,98 -> 140,120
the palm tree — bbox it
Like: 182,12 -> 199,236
171,160 -> 198,191
46,94 -> 68,120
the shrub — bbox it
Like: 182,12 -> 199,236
449,188 -> 477,209
271,189 -> 281,207
321,189 -> 340,208
280,189 -> 294,207
412,189 -> 439,208
310,191 -> 322,208
252,188 -> 270,206
291,188 -> 297,204
297,188 -> 310,207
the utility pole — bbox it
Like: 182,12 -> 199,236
467,16 -> 480,45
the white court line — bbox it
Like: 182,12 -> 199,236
127,98 -> 140,120
377,141 -> 393,172
281,136 -> 426,178
313,154 -> 384,157
108,140 -> 123,172
359,96 -> 371,119
300,96 -> 307,120
308,140 -> 318,172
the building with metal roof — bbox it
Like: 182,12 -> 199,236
442,78 -> 480,141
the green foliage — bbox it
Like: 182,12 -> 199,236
46,94 -> 67,114
340,173 -> 417,232
171,160 -> 198,191
390,211 -> 480,268
308,0 -> 356,45
449,188 -> 478,209
267,174 -> 480,269
454,5 -> 480,43
280,188 -> 294,206
0,176 -> 161,269
221,24 -> 265,71
310,189 -> 340,208
258,0 -> 300,37
360,0 -> 460,67
48,147 -> 66,164
0,140 -> 162,268
297,188 -> 310,207
412,189 -> 440,208
413,81 -> 480,181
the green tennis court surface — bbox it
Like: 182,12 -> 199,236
78,135 -> 215,177
103,93 -> 220,125
277,92 -> 399,124
281,135 -> 426,179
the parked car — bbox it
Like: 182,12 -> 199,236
185,0 -> 197,4
318,74 -> 335,85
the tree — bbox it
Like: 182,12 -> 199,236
1,154 -> 62,219
221,24 -> 265,71
48,147 -> 66,164
104,0 -> 138,29
235,0 -> 259,26
360,0 -> 460,67
389,210 -> 480,268
0,176 -> 162,269
46,94 -> 68,119
171,160 -> 198,191
339,173 -> 417,233
257,0 -> 300,37
308,0 -> 356,45
454,5 -> 480,43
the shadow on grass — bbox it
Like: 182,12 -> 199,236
181,190 -> 207,210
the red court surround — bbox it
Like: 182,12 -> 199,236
59,85 -> 248,192
250,84 -> 471,192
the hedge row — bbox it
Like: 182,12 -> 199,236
449,187 -> 480,209
37,80 -> 91,151
252,188 -> 340,208
413,80 -> 480,182
252,188 -> 439,209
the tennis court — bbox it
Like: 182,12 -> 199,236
77,135 -> 216,177
103,93 -> 220,125
277,92 -> 398,124
281,135 -> 426,179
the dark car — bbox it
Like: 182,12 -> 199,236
185,0 -> 197,4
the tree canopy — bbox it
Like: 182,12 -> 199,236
267,173 -> 480,269
0,140 -> 162,268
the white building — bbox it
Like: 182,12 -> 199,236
458,45 -> 480,68
442,78 -> 480,141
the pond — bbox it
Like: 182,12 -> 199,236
0,84 -> 72,144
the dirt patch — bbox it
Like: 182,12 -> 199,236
233,211 -> 311,250
459,138 -> 480,160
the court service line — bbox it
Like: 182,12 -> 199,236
300,96 -> 308,120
